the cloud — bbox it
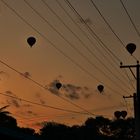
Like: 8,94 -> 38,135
39,99 -> 46,105
11,99 -> 20,108
6,98 -> 21,108
5,91 -> 33,108
78,17 -> 92,25
21,72 -> 31,78
5,91 -> 21,108
17,110 -> 37,117
62,84 -> 93,100
81,86 -> 93,99
35,92 -> 41,98
5,91 -> 13,95
48,79 -> 61,96
26,110 -> 37,116
63,84 -> 80,100
22,104 -> 32,107
34,92 -> 46,105
48,79 -> 93,100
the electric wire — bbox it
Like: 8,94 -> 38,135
0,0 -> 102,85
89,0 -> 138,90
0,59 -> 96,116
55,0 -> 131,89
90,0 -> 138,61
57,0 -> 135,91
123,97 -> 130,115
41,0 -> 131,91
65,0 -> 121,63
1,0 -> 129,115
129,67 -> 136,79
0,1 -> 130,121
123,69 -> 135,90
0,0 -> 134,126
1,0 -> 128,97
0,92 -> 90,115
119,0 -> 140,37
90,0 -> 125,46
64,0 -> 136,93
64,0 -> 137,96
0,4 -> 129,119
15,104 -> 124,123
23,0 -> 130,94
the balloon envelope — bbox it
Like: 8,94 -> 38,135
114,111 -> 121,119
97,84 -> 104,93
121,110 -> 127,119
27,37 -> 36,47
56,82 -> 62,89
126,43 -> 136,55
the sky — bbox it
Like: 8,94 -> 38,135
0,0 -> 140,131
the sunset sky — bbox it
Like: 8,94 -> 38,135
0,0 -> 140,130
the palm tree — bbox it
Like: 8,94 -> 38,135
0,105 -> 17,128
0,105 -> 10,116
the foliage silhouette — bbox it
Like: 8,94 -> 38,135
110,117 -> 135,140
39,116 -> 135,140
0,106 -> 135,140
0,105 -> 17,128
0,105 -> 40,139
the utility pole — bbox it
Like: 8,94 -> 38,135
120,61 -> 140,140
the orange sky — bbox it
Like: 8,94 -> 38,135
0,0 -> 140,130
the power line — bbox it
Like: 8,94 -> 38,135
90,0 -> 139,84
64,0 -> 121,63
0,0 -> 133,126
24,0 -> 120,88
90,0 -> 125,46
0,92 -> 91,115
24,0 -> 130,94
123,95 -> 135,116
0,4 -> 100,117
2,0 -> 130,112
0,0 -> 102,84
0,0 -> 126,98
58,0 -> 136,91
64,0 -> 137,93
123,97 -> 129,113
0,58 -> 96,116
123,69 -> 135,90
55,0 -> 130,88
0,1 -> 130,119
23,0 -> 107,80
119,0 -> 140,37
90,0 -> 138,61
41,0 -> 131,92
55,0 -> 136,93
15,104 -> 124,123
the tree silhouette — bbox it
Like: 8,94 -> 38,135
40,121 -> 70,140
0,106 -> 135,140
83,116 -> 113,140
110,117 -> 135,140
18,127 -> 35,135
84,117 -> 98,139
94,116 -> 111,137
0,105 -> 17,128
0,105 -> 10,115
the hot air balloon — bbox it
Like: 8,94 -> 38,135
114,111 -> 121,119
97,84 -> 104,93
27,36 -> 36,47
121,110 -> 127,119
126,43 -> 136,55
56,82 -> 62,90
